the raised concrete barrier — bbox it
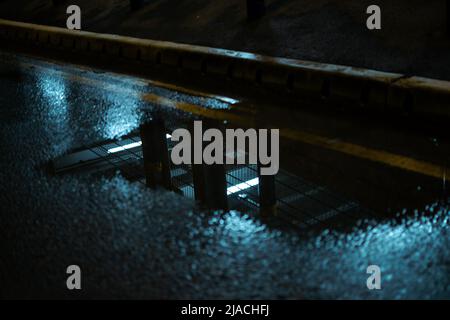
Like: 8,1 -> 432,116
1,18 -> 449,118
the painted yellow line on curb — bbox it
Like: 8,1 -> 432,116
282,129 -> 447,180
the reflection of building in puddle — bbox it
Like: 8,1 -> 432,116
35,70 -> 72,154
53,131 -> 370,231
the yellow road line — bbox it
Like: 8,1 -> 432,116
283,129 -> 446,180
141,91 -> 447,180
17,57 -> 448,181
16,57 -> 240,105
141,93 -> 255,126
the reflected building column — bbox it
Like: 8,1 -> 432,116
140,117 -> 172,190
258,128 -> 277,216
191,121 -> 206,203
191,120 -> 228,211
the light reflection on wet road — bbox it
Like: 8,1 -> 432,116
0,50 -> 449,299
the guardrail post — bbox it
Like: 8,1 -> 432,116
140,117 -> 172,190
258,168 -> 277,215
192,163 -> 206,202
190,122 -> 206,203
247,0 -> 266,20
258,131 -> 277,215
192,120 -> 228,211
203,162 -> 228,211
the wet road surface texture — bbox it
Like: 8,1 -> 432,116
0,49 -> 449,299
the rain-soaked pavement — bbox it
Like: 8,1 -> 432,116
0,49 -> 449,299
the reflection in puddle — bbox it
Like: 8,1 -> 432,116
101,91 -> 142,139
36,71 -> 68,120
34,70 -> 73,155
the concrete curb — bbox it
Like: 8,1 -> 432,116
1,18 -> 449,117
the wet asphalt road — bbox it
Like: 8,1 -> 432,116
0,50 -> 449,299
